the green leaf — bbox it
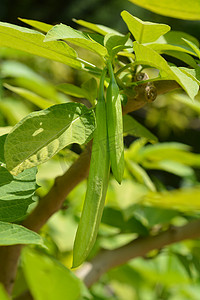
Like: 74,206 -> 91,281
0,221 -> 43,245
128,0 -> 200,20
170,66 -> 199,100
4,84 -> 55,109
174,93 -> 200,114
0,134 -> 7,163
123,115 -> 157,143
44,24 -> 107,56
104,33 -> 131,58
133,42 -> 199,99
126,160 -> 156,191
81,78 -> 98,103
0,284 -> 10,300
179,67 -> 200,85
162,51 -> 197,68
22,248 -> 82,300
147,31 -> 199,57
0,166 -> 37,221
0,22 -> 82,69
183,38 -> 200,59
121,10 -> 170,43
102,206 -> 148,235
19,18 -> 53,33
57,78 -> 98,103
4,103 -> 95,175
57,83 -> 87,98
145,188 -> 200,211
73,19 -> 122,36
143,160 -> 194,177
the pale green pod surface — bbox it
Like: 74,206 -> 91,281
106,61 -> 124,184
72,69 -> 110,268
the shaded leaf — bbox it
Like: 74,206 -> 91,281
4,84 -> 55,109
0,166 -> 37,222
104,33 -> 131,58
5,103 -> 95,175
123,115 -> 157,143
102,206 -> 149,235
121,10 -> 170,43
0,134 -> 7,163
57,83 -> 87,98
0,221 -> 43,245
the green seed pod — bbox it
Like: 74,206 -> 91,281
106,60 -> 124,184
72,68 -> 110,268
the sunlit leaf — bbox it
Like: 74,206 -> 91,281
44,24 -> 107,56
73,19 -> 121,36
128,0 -> 200,20
19,18 -> 53,33
0,284 -> 10,300
121,10 -> 170,43
145,188 -> 200,211
4,103 -> 95,175
0,22 -> 82,69
126,160 -> 156,191
22,248 -> 82,300
133,42 -> 199,99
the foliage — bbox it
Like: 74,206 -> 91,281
0,2 -> 200,299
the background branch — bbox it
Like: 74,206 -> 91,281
76,218 -> 200,287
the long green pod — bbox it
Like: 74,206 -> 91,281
106,60 -> 124,184
72,68 -> 110,268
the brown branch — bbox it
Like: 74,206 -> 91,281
0,79 -> 180,295
76,218 -> 200,287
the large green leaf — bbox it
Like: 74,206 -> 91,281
123,115 -> 157,143
0,166 -> 37,221
22,248 -> 83,300
128,0 -> 200,20
121,10 -> 170,43
4,103 -> 95,175
0,221 -> 43,245
133,42 -> 199,99
44,24 -> 107,56
0,22 -> 82,69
